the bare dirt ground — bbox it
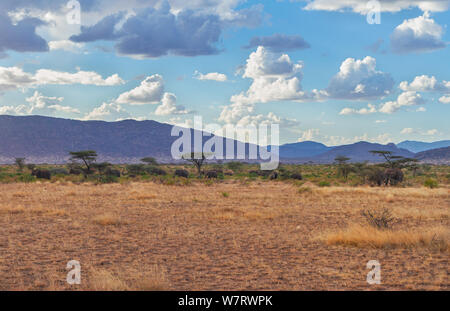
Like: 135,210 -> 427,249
0,181 -> 448,290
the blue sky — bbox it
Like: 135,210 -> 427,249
0,0 -> 449,145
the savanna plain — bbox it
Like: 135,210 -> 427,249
0,164 -> 448,290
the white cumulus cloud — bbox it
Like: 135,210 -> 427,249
0,66 -> 35,91
155,93 -> 190,116
401,127 -> 415,134
339,104 -> 377,115
0,91 -> 79,116
379,91 -> 425,114
194,71 -> 227,82
83,102 -> 131,121
218,101 -> 255,124
326,56 -> 394,100
48,40 -> 85,53
390,13 -> 446,54
35,69 -> 124,86
116,74 -> 191,116
300,1 -> 449,13
116,74 -> 164,105
439,95 -> 450,104
399,75 -> 450,92
230,46 -> 323,104
0,66 -> 124,92
297,128 -> 392,145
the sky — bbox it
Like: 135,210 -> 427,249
0,0 -> 449,146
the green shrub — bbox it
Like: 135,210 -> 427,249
140,174 -> 151,181
226,162 -> 243,172
318,181 -> 330,187
18,174 -> 36,183
318,180 -> 330,187
126,164 -> 146,175
145,166 -> 167,176
424,178 -> 438,189
222,192 -> 229,198
50,168 -> 69,176
97,174 -> 118,184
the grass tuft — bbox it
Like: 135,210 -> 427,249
326,225 -> 449,251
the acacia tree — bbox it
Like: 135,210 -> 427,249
352,162 -> 370,183
369,150 -> 405,168
14,157 -> 26,172
334,155 -> 352,180
92,162 -> 112,173
141,157 -> 158,166
182,152 -> 210,176
407,161 -> 420,177
69,150 -> 98,177
369,150 -> 409,185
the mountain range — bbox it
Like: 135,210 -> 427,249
0,115 -> 449,164
281,141 -> 415,164
397,140 -> 450,153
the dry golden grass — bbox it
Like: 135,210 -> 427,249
385,193 -> 395,203
89,269 -> 129,291
311,186 -> 449,198
88,265 -> 169,291
0,182 -> 448,290
326,225 -> 449,251
92,213 -> 123,226
134,265 -> 170,291
0,204 -> 66,216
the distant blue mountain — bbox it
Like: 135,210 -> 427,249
415,147 -> 450,164
0,115 -> 257,164
276,141 -> 331,158
290,141 -> 416,163
397,140 -> 450,153
0,115 -> 448,164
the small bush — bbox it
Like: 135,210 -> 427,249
361,208 -> 396,230
126,164 -> 146,175
50,168 -> 69,176
105,168 -> 121,177
69,167 -> 83,175
174,169 -> 189,178
205,171 -> 218,179
424,178 -> 438,189
269,171 -> 278,180
18,174 -> 36,183
298,187 -> 311,194
318,181 -> 330,187
290,173 -> 303,180
97,174 -> 118,184
226,162 -> 243,172
92,213 -> 122,226
145,166 -> 167,176
222,192 -> 229,198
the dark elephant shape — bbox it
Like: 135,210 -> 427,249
32,169 -> 51,180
